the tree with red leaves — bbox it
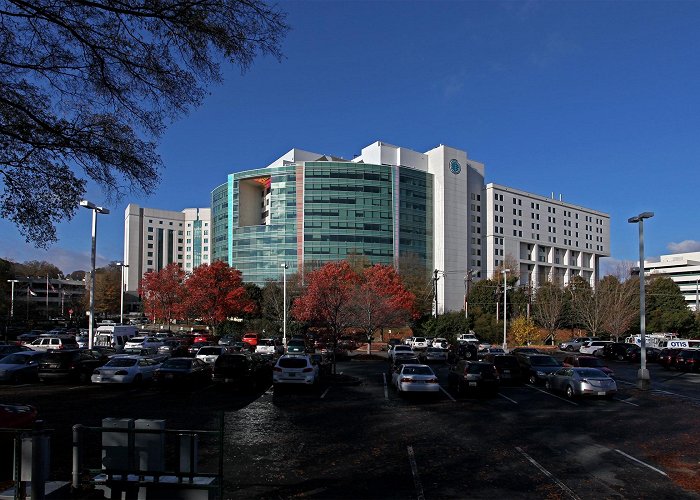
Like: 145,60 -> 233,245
349,264 -> 417,351
139,263 -> 185,327
181,261 -> 256,334
291,261 -> 356,369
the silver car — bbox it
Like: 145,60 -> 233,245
545,367 -> 617,399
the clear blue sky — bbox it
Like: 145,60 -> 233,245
2,0 -> 699,274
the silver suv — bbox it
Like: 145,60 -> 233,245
28,335 -> 79,351
559,337 -> 597,352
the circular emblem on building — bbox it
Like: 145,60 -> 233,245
449,159 -> 461,175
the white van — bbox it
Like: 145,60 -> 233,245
93,325 -> 137,349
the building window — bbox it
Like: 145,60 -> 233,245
147,235 -> 153,241
147,260 -> 153,265
147,227 -> 153,232
147,243 -> 153,249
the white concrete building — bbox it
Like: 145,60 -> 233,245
123,204 -> 211,293
645,252 -> 700,311
484,184 -> 610,288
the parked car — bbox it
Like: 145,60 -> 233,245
559,337 -> 597,352
388,344 -> 414,362
157,340 -> 190,357
419,347 -> 448,363
579,340 -> 613,356
195,345 -> 229,365
387,356 -> 421,376
153,357 -> 212,386
674,349 -> 700,372
562,355 -> 615,378
626,346 -> 662,363
478,347 -> 506,358
256,338 -> 284,356
516,353 -> 562,385
242,333 -> 259,347
0,343 -> 31,357
218,335 -> 238,346
0,351 -> 45,383
212,352 -> 272,388
432,338 -> 449,349
481,354 -> 523,384
0,403 -> 38,429
658,348 -> 682,370
188,341 -> 215,356
91,355 -> 162,384
391,364 -> 439,395
273,355 -> 319,387
411,337 -> 429,350
510,347 -> 541,355
28,335 -> 78,351
545,367 -> 617,399
124,336 -> 164,351
453,342 -> 478,361
603,342 -> 635,361
38,349 -> 106,383
384,339 -> 402,351
310,353 -> 332,378
286,338 -> 308,354
447,360 -> 499,396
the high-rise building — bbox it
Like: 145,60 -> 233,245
123,205 -> 211,292
644,252 -> 700,311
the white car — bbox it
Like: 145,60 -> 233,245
388,344 -> 414,361
391,364 -> 440,394
195,346 -> 227,365
273,355 -> 319,386
256,338 -> 284,356
579,340 -> 613,356
432,338 -> 449,349
124,336 -> 164,351
91,355 -> 162,384
412,337 -> 429,350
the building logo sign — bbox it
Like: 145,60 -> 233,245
449,159 -> 461,175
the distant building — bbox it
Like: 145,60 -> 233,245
6,276 -> 85,320
645,252 -> 700,311
123,205 -> 211,293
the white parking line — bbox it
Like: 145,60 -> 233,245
515,447 -> 581,500
613,397 -> 639,407
320,387 -> 330,399
615,449 -> 667,476
406,446 -> 425,500
498,393 -> 519,404
439,386 -> 455,402
382,373 -> 388,399
652,389 -> 700,404
527,385 -> 579,406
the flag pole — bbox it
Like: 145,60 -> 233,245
46,275 -> 49,319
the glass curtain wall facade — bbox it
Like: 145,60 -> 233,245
211,183 -> 229,262
220,161 -> 433,286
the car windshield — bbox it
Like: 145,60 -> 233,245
198,347 -> 221,355
575,368 -> 608,378
0,353 -> 34,364
105,358 -> 138,367
402,366 -> 433,375
279,357 -> 308,369
161,359 -> 192,369
529,356 -> 559,366
395,345 -> 411,351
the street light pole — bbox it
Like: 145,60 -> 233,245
502,269 -> 511,350
116,262 -> 129,325
81,200 -> 110,349
281,263 -> 288,349
464,269 -> 476,322
628,211 -> 654,390
7,279 -> 19,321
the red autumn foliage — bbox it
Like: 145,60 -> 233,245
139,263 -> 185,326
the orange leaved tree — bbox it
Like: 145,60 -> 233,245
181,261 -> 256,334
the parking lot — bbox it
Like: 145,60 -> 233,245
1,353 -> 700,499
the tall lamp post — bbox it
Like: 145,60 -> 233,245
80,200 -> 110,349
464,269 -> 477,322
281,263 -> 288,348
502,269 -> 511,350
7,279 -> 19,321
115,262 -> 129,325
628,211 -> 654,390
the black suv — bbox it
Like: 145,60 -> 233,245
38,349 -> 105,383
603,342 -> 633,361
515,353 -> 561,385
212,353 -> 272,388
481,354 -> 523,384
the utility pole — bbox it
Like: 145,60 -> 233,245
464,269 -> 476,323
433,269 -> 440,318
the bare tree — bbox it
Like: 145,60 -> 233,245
0,0 -> 288,246
570,279 -> 606,338
601,276 -> 639,341
532,281 -> 566,345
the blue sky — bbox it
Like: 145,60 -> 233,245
2,0 -> 699,274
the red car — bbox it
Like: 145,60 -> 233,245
242,333 -> 259,347
0,403 -> 38,428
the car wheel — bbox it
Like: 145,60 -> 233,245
529,374 -> 537,385
566,385 -> 575,399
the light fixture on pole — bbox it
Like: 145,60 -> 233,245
281,263 -> 288,349
502,269 -> 511,350
7,280 -> 19,321
115,262 -> 129,325
628,211 -> 654,390
81,200 -> 110,349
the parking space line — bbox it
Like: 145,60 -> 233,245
406,446 -> 425,500
382,373 -> 388,399
652,389 -> 700,404
439,386 -> 455,402
613,398 -> 639,407
614,449 -> 667,476
498,393 -> 518,404
527,385 -> 579,406
320,387 -> 330,399
515,446 -> 581,500
616,379 -> 636,386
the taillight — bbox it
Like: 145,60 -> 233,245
400,377 -> 413,383
302,367 -> 313,372
58,345 -> 64,350
426,378 -> 438,384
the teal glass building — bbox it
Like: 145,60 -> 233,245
211,154 -> 433,286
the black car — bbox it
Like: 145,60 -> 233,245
626,345 -> 661,363
384,339 -> 402,351
38,349 -> 106,383
388,356 -> 421,376
153,357 -> 212,386
603,342 -> 634,361
0,344 -> 31,357
310,353 -> 332,378
516,353 -> 562,385
188,341 -> 214,357
481,354 -> 523,384
447,360 -> 499,396
675,349 -> 700,372
212,353 -> 272,388
658,348 -> 682,370
510,347 -> 541,355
